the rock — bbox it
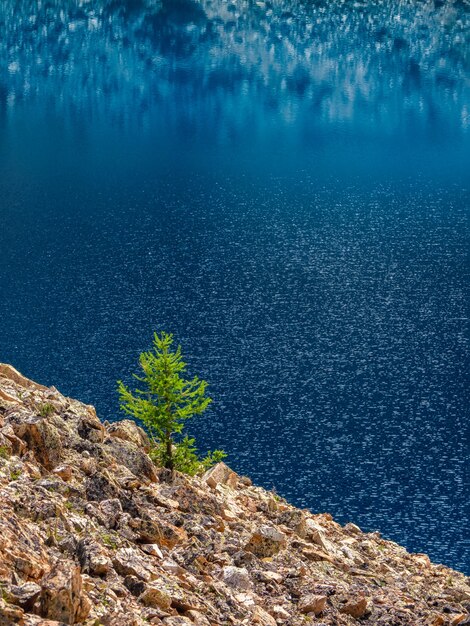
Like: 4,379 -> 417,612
129,515 -> 186,547
113,547 -> 157,581
104,438 -> 158,482
7,582 -> 41,610
298,594 -> 327,615
86,471 -> 120,502
107,420 -> 151,450
162,618 -> 193,625
344,523 -> 362,535
52,465 -> 72,481
252,606 -> 277,625
203,462 -> 238,489
245,525 -> 287,557
271,605 -> 291,620
185,611 -> 211,626
222,566 -> 253,590
39,560 -> 90,623
77,538 -> 112,576
340,596 -> 368,618
0,599 -> 25,625
139,585 -> 172,610
99,498 -> 123,528
11,415 -> 62,470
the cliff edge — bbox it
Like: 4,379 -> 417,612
0,364 -> 468,626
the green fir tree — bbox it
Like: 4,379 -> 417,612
118,331 -> 225,475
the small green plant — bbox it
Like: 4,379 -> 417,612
38,402 -> 55,417
0,582 -> 9,603
9,468 -> 21,481
101,533 -> 118,549
149,435 -> 226,476
0,446 -> 10,460
118,331 -> 226,475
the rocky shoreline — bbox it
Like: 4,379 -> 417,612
0,364 -> 468,626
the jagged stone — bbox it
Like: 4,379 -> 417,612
203,462 -> 238,489
222,565 -> 252,590
107,420 -> 151,450
340,595 -> 369,618
77,537 -> 111,576
113,547 -> 157,581
7,582 -> 41,610
298,593 -> 327,615
252,606 -> 277,625
104,438 -> 158,482
245,525 -> 287,557
10,415 -> 62,470
139,585 -> 172,610
0,599 -> 25,625
39,560 -> 90,623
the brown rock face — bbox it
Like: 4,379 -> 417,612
203,461 -> 238,489
298,593 -> 328,615
0,364 -> 469,626
107,419 -> 151,450
39,561 -> 90,623
340,595 -> 369,618
10,415 -> 63,470
245,524 -> 287,557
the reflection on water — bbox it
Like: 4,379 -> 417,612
0,0 -> 469,573
1,0 -> 469,136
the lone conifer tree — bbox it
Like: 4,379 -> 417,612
118,331 -> 223,473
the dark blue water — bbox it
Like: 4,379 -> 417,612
1,0 -> 469,572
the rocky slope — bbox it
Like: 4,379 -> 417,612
0,364 -> 468,626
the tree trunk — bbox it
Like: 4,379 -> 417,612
165,433 -> 174,471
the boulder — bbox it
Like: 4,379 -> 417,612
104,438 -> 158,481
203,462 -> 238,489
222,566 -> 252,590
252,606 -> 277,626
10,415 -> 62,470
245,525 -> 287,557
298,593 -> 327,615
139,585 -> 172,610
7,582 -> 41,610
340,596 -> 369,618
0,599 -> 25,625
77,538 -> 112,576
40,560 -> 90,623
113,547 -> 157,581
107,420 -> 151,450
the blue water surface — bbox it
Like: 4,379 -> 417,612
0,0 -> 469,572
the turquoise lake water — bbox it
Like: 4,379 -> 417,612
0,0 -> 469,571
